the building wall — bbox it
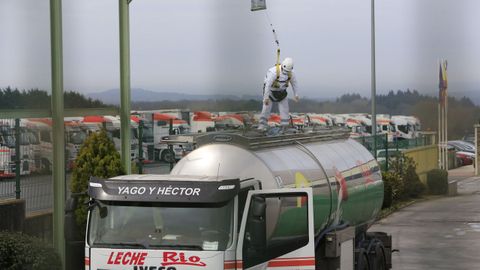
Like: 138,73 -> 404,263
404,145 -> 439,184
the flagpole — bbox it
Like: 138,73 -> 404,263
445,88 -> 448,170
441,102 -> 445,169
443,102 -> 446,169
438,102 -> 441,169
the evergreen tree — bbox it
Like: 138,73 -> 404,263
70,129 -> 124,232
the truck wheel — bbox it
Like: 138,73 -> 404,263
161,149 -> 175,163
370,243 -> 386,270
356,249 -> 370,270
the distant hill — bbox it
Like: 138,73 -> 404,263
87,88 -> 259,104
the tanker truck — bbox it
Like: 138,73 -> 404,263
84,128 -> 392,270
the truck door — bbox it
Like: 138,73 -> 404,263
236,188 -> 315,270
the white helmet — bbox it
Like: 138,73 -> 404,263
282,57 -> 294,72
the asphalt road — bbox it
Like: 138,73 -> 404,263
371,165 -> 480,270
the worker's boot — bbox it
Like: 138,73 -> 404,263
257,124 -> 267,132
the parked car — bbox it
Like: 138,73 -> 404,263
448,140 -> 475,153
456,151 -> 475,166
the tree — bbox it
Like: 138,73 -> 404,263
70,129 -> 125,232
0,87 -> 108,109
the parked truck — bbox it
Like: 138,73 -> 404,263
84,128 -> 391,270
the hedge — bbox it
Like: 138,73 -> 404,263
0,231 -> 61,270
427,169 -> 448,195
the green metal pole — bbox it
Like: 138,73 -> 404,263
169,119 -> 174,171
371,0 -> 377,159
50,0 -> 66,267
119,0 -> 131,174
138,120 -> 144,174
14,119 -> 20,199
385,133 -> 388,171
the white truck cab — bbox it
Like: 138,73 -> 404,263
85,176 -> 318,270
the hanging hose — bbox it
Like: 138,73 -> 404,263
251,2 -> 282,69
264,10 -> 282,86
265,11 -> 281,66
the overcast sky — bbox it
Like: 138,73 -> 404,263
0,0 -> 479,99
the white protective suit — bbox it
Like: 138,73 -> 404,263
258,65 -> 299,129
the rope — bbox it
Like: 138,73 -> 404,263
265,10 -> 280,49
264,10 -> 282,83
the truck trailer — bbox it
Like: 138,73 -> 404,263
85,128 -> 392,270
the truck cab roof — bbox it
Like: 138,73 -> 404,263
88,175 -> 239,203
110,174 -> 234,182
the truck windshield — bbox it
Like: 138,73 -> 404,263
68,130 -> 87,145
88,200 -> 234,251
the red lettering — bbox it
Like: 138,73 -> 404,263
122,252 -> 132,265
114,252 -> 123,264
163,252 -> 178,262
179,252 -> 186,262
137,252 -> 148,265
107,252 -> 115,264
162,252 -> 206,267
131,252 -> 141,265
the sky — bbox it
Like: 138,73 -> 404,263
0,0 -> 479,100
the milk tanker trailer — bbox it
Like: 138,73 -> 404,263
85,128 -> 391,270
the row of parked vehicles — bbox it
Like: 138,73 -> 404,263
0,110 -> 423,177
448,139 -> 476,166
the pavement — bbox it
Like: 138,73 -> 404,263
371,165 -> 480,270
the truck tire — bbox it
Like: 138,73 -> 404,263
161,149 -> 175,163
370,243 -> 386,270
356,249 -> 370,270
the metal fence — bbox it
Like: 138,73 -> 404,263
0,118 -> 54,213
355,133 -> 436,171
0,116 -> 171,214
0,176 -> 53,212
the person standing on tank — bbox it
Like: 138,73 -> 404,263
257,57 -> 300,130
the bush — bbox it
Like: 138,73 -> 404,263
381,172 -> 393,208
71,129 -> 125,234
381,171 -> 404,208
401,156 -> 425,198
0,231 -> 61,270
382,154 -> 425,208
427,169 -> 448,195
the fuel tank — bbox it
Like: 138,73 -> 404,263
170,130 -> 383,234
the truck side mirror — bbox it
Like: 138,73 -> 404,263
87,199 -> 108,219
